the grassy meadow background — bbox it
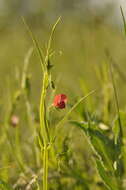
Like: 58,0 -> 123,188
1,0 -> 126,189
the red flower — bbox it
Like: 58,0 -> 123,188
53,94 -> 67,109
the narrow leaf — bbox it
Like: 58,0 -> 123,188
21,17 -> 45,71
120,6 -> 126,36
96,160 -> 119,190
55,89 -> 96,129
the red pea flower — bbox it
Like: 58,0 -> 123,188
53,94 -> 67,109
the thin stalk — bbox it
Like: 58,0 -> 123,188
21,47 -> 33,89
45,17 -> 61,66
120,6 -> 126,36
39,72 -> 50,190
107,61 -> 124,189
105,50 -> 123,139
39,72 -> 50,145
23,17 -> 61,190
21,17 -> 45,72
109,62 -> 123,140
55,89 -> 96,129
43,146 -> 48,190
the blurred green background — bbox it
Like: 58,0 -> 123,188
1,1 -> 126,189
1,0 -> 126,106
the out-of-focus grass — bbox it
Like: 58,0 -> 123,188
1,18 -> 126,102
1,11 -> 126,189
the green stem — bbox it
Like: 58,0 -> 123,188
43,146 -> 48,190
40,72 -> 50,145
39,72 -> 50,190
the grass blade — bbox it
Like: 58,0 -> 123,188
21,17 -> 45,71
108,61 -> 123,140
120,6 -> 126,36
55,89 -> 97,129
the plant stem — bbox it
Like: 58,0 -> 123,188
39,73 -> 49,190
40,73 -> 50,144
43,146 -> 48,190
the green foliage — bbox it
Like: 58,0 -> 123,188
1,3 -> 126,190
71,50 -> 125,189
0,179 -> 14,190
71,119 -> 124,190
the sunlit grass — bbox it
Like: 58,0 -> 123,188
0,6 -> 126,190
